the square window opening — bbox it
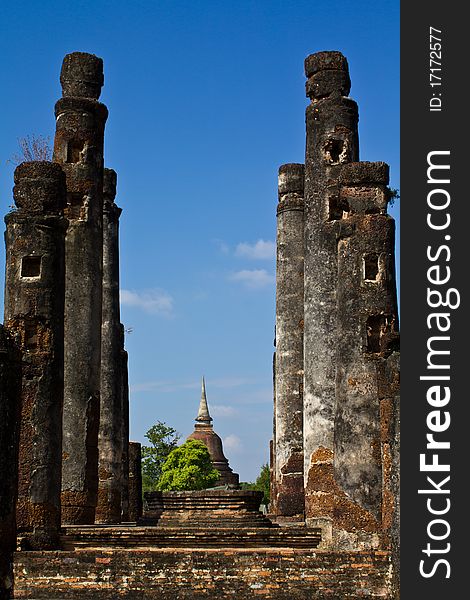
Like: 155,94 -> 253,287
21,256 -> 41,278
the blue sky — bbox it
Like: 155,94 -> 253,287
0,1 -> 399,482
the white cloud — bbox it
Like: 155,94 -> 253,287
229,269 -> 275,289
120,288 -> 174,316
211,405 -> 237,417
235,239 -> 275,260
223,434 -> 242,453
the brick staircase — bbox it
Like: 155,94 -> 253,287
60,489 -> 321,550
141,489 -> 275,528
60,524 -> 321,549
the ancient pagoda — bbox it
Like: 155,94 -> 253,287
187,378 -> 239,486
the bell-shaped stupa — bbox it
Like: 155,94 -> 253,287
187,377 -> 239,486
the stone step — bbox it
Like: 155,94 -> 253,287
60,525 -> 321,550
141,513 -> 276,528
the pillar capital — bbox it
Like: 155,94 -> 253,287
305,51 -> 350,101
60,52 -> 104,100
13,162 -> 66,214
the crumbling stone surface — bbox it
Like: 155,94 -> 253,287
95,169 -> 123,525
54,52 -> 108,525
13,162 -> 66,213
304,51 -> 349,77
273,51 -> 399,560
334,165 -> 399,536
0,327 -> 20,600
302,52 -> 359,536
120,333 -> 130,522
128,442 -> 143,522
340,161 -> 389,185
305,52 -> 351,101
4,163 -> 67,550
273,163 -> 305,518
60,52 -> 104,99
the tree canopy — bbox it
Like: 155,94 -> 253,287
141,421 -> 180,492
157,439 -> 219,491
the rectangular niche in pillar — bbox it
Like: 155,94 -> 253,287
328,196 -> 349,221
66,192 -> 85,220
363,253 -> 379,282
66,139 -> 85,163
24,322 -> 38,350
21,256 -> 41,278
366,314 -> 393,353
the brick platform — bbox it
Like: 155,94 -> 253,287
60,524 -> 321,549
142,489 -> 273,527
13,548 -> 392,599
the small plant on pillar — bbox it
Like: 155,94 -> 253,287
9,135 -> 52,165
387,188 -> 400,207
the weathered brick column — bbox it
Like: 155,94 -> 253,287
0,327 -> 20,600
333,162 -> 399,548
120,328 -> 130,521
53,52 -> 108,524
303,51 -> 358,536
4,162 -> 67,548
96,169 -> 123,524
274,163 -> 305,518
128,442 -> 143,522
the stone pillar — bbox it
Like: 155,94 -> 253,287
274,163 -> 305,518
4,162 -> 67,548
120,331 -> 130,522
270,352 -> 276,514
128,442 -> 143,522
332,162 -> 400,548
95,169 -> 123,524
0,327 -> 20,600
53,52 -> 108,524
302,51 -> 359,534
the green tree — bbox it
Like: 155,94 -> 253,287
240,463 -> 270,505
157,439 -> 219,491
141,421 -> 180,492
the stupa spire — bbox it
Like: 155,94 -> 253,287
196,376 -> 212,424
188,377 -> 239,486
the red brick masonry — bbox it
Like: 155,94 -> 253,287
13,549 -> 392,599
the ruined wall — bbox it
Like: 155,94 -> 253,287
273,163 -> 304,517
96,169 -> 123,524
13,549 -> 392,599
4,162 -> 67,549
0,327 -> 20,600
53,52 -> 108,524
